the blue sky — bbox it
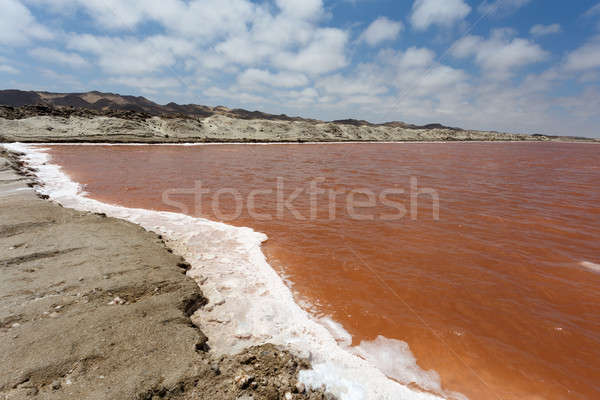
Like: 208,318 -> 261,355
1,0 -> 600,137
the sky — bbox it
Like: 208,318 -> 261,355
1,0 -> 600,137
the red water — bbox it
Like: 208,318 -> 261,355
46,143 -> 600,399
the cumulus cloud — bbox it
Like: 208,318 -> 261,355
564,36 -> 600,71
238,69 -> 309,88
313,45 -> 467,114
584,2 -> 600,17
38,68 -> 84,89
273,28 -> 349,74
29,47 -> 89,68
0,56 -> 18,74
27,0 -> 258,38
390,50 -> 467,97
452,29 -> 548,78
530,24 -> 562,36
478,0 -> 532,15
0,65 -> 19,74
584,2 -> 600,29
410,0 -> 471,30
316,71 -> 388,97
33,0 -> 346,79
385,46 -> 436,69
0,0 -> 53,46
66,34 -> 195,75
359,17 -> 403,46
557,87 -> 600,119
107,76 -> 182,93
17,0 -> 351,93
25,0 -> 151,29
275,0 -> 323,20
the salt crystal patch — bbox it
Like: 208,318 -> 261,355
352,336 -> 443,395
580,261 -> 600,273
318,317 -> 352,347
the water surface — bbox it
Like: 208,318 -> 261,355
47,142 -> 600,399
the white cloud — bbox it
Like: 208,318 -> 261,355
584,2 -> 600,30
67,34 -> 195,75
0,65 -> 19,74
452,29 -> 549,78
584,2 -> 600,17
107,76 -> 182,92
0,0 -> 53,46
390,52 -> 467,97
154,0 -> 258,40
359,17 -> 403,46
557,87 -> 600,119
410,0 -> 471,30
238,69 -> 309,88
530,24 -> 562,37
27,0 -> 258,39
29,47 -> 88,68
564,36 -> 600,71
24,0 -> 347,79
313,46 -> 466,112
316,71 -> 388,96
39,68 -> 84,89
203,86 -> 268,105
0,56 -> 19,74
25,0 -> 149,29
274,28 -> 349,74
211,2 -> 347,75
277,87 -> 319,106
382,46 -> 436,69
478,0 -> 532,15
275,0 -> 323,20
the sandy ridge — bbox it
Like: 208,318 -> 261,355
2,114 -> 595,144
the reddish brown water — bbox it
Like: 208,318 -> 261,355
47,143 -> 600,399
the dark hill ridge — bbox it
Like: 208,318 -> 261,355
0,89 -> 313,122
0,89 -> 457,130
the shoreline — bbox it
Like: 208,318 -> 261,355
2,138 -> 599,145
0,146 -> 332,400
5,140 -> 600,145
4,142 -> 453,400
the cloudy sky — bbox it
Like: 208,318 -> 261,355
1,0 -> 600,137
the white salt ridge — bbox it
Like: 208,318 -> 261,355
4,143 -> 452,400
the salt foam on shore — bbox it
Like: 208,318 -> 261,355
581,261 -> 600,273
4,143 -> 455,400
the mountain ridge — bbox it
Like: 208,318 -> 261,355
0,89 -> 461,130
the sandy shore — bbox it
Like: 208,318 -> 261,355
0,149 -> 330,400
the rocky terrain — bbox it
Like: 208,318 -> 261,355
0,149 -> 332,400
1,90 -> 595,143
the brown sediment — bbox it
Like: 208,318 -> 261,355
0,149 -> 332,400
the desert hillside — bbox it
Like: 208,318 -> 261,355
0,90 -> 596,143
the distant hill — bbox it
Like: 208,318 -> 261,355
0,89 -> 459,130
0,89 -> 316,122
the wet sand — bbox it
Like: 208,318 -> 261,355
0,149 -> 330,400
